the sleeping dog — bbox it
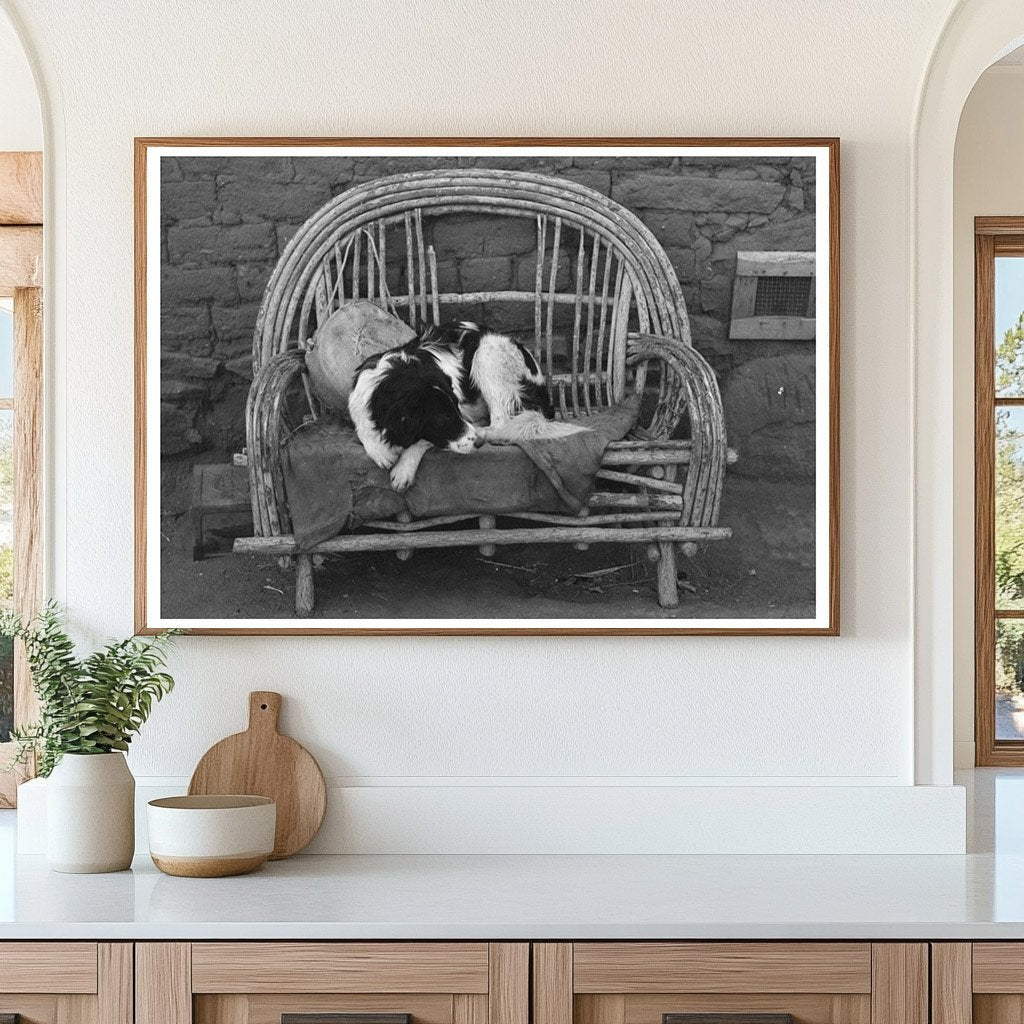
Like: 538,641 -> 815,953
348,321 -> 582,492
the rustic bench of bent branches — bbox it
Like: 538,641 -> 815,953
233,168 -> 733,615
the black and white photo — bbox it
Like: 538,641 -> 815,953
136,139 -> 838,634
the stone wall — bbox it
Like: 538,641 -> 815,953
160,155 -> 817,506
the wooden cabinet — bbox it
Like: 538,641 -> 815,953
926,943 -> 1024,1024
932,943 -> 1024,1024
0,943 -> 132,1024
532,943 -> 928,1024
136,944 -> 528,1024
0,938 -> 963,1024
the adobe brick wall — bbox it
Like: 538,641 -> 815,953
160,155 -> 817,507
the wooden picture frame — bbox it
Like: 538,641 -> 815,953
135,137 -> 839,636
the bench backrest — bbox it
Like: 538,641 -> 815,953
254,168 -> 692,416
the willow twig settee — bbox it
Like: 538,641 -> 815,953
233,169 -> 732,614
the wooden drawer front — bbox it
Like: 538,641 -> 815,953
973,944 -> 1024,993
0,944 -> 130,1024
572,944 -> 873,995
191,943 -> 490,994
0,943 -> 98,994
532,945 -> 924,1024
141,943 -> 528,1024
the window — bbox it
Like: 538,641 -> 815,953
974,219 -> 1024,764
729,250 -> 815,340
0,301 -> 13,745
0,148 -> 43,805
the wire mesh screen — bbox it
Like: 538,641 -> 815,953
753,275 -> 812,317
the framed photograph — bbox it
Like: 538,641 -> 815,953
135,137 -> 839,635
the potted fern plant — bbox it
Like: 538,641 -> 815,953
2,604 -> 178,873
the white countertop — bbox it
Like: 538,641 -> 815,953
0,849 -> 1022,940
1,769 -> 1022,941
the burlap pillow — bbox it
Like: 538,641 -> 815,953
304,300 -> 416,414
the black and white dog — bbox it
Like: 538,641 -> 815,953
348,321 -> 582,491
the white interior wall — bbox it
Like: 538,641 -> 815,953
0,11 -> 40,151
0,0 -> 981,852
952,64 -> 1024,767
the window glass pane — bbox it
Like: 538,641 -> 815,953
0,305 -> 12,400
0,409 -> 11,742
996,256 -> 1024,397
997,407 -> 1024,609
998,620 -> 1024,740
0,635 -> 10,743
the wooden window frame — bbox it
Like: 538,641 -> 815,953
0,151 -> 43,806
974,217 -> 1024,765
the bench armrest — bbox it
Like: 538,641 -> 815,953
244,348 -> 307,537
626,333 -> 728,526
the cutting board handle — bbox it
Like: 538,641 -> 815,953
248,691 -> 282,734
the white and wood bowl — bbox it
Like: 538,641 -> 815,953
147,795 -> 276,877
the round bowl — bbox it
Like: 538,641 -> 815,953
147,795 -> 276,877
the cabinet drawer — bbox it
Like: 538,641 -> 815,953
533,943 -> 925,1024
572,944 -> 872,994
191,943 -> 491,994
973,944 -> 1024,992
139,943 -> 528,1024
0,943 -> 130,1024
0,942 -> 98,994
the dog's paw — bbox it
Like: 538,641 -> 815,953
389,461 -> 417,492
368,446 -> 398,470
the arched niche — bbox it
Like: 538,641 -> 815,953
914,2 -> 1024,784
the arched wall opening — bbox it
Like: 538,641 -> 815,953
914,2 -> 1024,784
952,51 -> 1024,767
0,9 -> 41,151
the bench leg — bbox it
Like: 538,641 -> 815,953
191,466 -> 205,561
655,464 -> 681,607
192,510 -> 205,561
478,515 -> 496,556
397,512 -> 413,561
295,553 -> 315,617
656,540 -> 679,608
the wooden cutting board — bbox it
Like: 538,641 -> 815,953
188,691 -> 326,859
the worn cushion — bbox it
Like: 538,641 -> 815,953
281,397 -> 641,549
304,300 -> 416,413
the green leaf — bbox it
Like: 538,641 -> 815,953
2,603 -> 179,776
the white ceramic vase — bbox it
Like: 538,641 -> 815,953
46,752 -> 135,873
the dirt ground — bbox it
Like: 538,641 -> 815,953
160,476 -> 816,621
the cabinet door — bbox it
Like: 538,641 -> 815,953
533,944 -> 928,1024
940,943 -> 1024,1024
137,943 -> 528,1024
0,943 -> 131,1024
